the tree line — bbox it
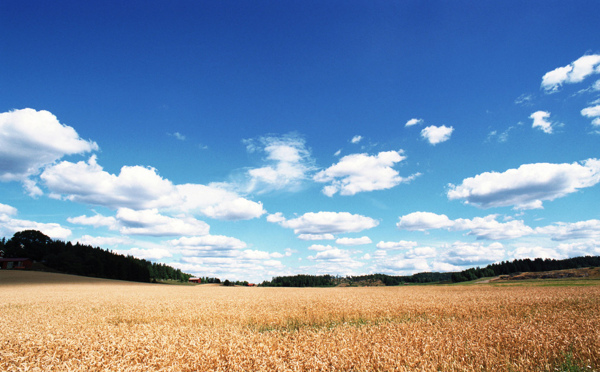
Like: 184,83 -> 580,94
451,256 -> 600,282
0,230 -> 192,283
260,272 -> 453,287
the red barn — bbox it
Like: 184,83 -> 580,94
0,258 -> 33,270
188,277 -> 201,284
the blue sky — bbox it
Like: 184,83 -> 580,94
2,1 -> 600,282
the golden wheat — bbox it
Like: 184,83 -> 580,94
1,271 -> 598,371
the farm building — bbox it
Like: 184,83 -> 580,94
0,258 -> 33,270
188,278 -> 201,284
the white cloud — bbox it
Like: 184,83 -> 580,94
268,211 -> 379,235
396,212 -> 533,240
542,54 -> 600,93
68,214 -> 118,229
420,125 -> 453,145
556,241 -> 600,257
581,105 -> 600,126
116,208 -> 210,237
41,155 -> 178,210
0,108 -> 98,194
169,132 -> 186,141
351,135 -> 363,144
396,211 -> 453,231
297,233 -> 335,241
314,150 -> 418,196
447,159 -> 600,210
307,244 -> 335,251
405,118 -> 423,127
0,203 -> 71,239
170,235 -> 247,257
536,219 -> 600,241
378,257 -> 430,274
441,241 -> 505,266
76,235 -> 131,247
530,111 -> 554,134
42,157 -> 265,220
117,247 -> 173,261
432,261 -> 462,272
510,246 -> 563,260
376,240 -> 418,250
243,134 -> 314,193
336,236 -> 372,246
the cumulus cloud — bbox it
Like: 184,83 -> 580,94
397,212 -> 533,240
405,118 -> 423,127
170,235 -> 247,257
336,236 -> 372,246
116,247 -> 174,261
530,111 -> 555,134
510,246 -> 563,260
376,240 -> 419,250
441,241 -> 506,266
581,105 -> 600,127
378,257 -> 430,274
116,208 -> 210,237
307,244 -> 335,251
268,211 -> 379,235
447,159 -> 600,210
67,214 -> 118,229
556,241 -> 600,257
0,203 -> 71,239
297,233 -> 335,241
42,156 -> 265,220
243,133 -> 314,193
313,150 -> 418,196
421,125 -> 453,145
541,54 -> 600,93
76,235 -> 131,247
536,219 -> 600,241
0,108 -> 98,194
351,135 -> 363,144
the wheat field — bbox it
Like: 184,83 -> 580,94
1,271 -> 599,371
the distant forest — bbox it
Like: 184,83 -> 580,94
261,255 -> 600,287
0,230 -> 192,283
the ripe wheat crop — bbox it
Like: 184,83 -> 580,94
1,271 -> 599,371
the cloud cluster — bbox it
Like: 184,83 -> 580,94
268,211 -> 378,235
244,134 -> 314,193
0,108 -> 98,195
541,54 -> 600,93
314,150 -> 418,196
420,125 -> 454,145
447,159 -> 600,210
581,105 -> 600,127
0,203 -> 71,239
536,219 -> 600,241
396,212 -> 533,240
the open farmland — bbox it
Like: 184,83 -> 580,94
1,271 -> 599,371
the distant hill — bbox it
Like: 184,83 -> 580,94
0,230 -> 192,283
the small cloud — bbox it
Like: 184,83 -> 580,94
169,132 -> 186,141
351,135 -> 363,144
515,94 -> 534,106
530,111 -> 555,134
421,125 -> 454,145
405,118 -> 423,127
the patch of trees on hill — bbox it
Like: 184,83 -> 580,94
451,256 -> 600,282
260,272 -> 453,287
0,230 -> 192,283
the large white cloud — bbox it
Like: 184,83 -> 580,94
0,108 -> 98,194
0,203 -> 71,239
420,125 -> 453,145
116,208 -> 210,237
397,212 -> 533,240
268,211 -> 379,235
42,156 -> 265,220
541,54 -> 600,93
536,219 -> 600,241
243,134 -> 315,193
447,159 -> 600,210
440,241 -> 506,266
313,150 -> 418,196
170,235 -> 247,257
336,236 -> 372,246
